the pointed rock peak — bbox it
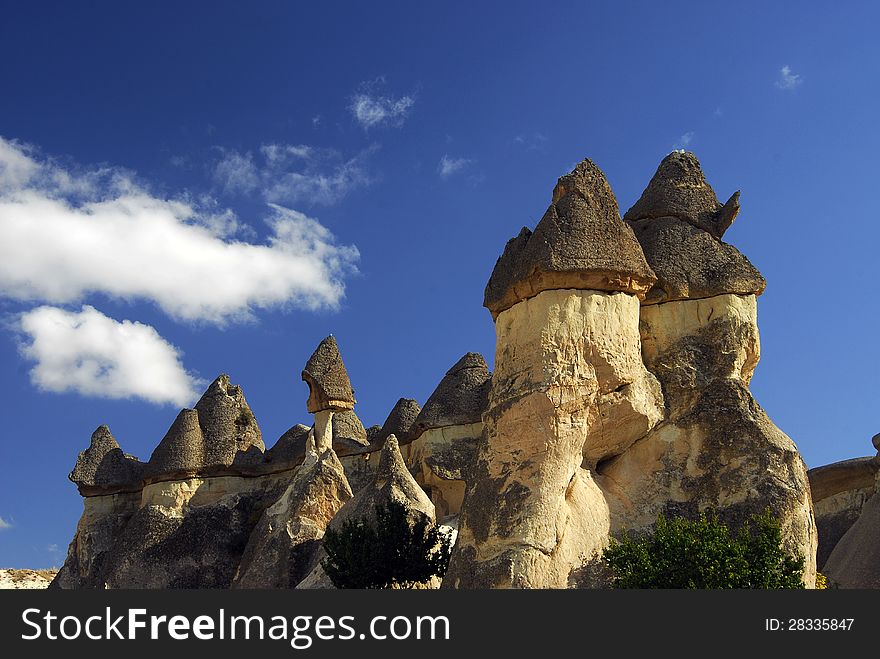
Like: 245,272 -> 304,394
377,435 -> 408,479
146,408 -> 206,478
194,373 -> 264,462
70,425 -> 120,485
89,424 -> 120,451
624,151 -> 739,239
332,409 -> 368,445
412,353 -> 491,438
302,336 -> 356,414
448,352 -> 488,374
551,158 -> 618,209
484,158 -> 655,318
377,398 -> 422,445
70,425 -> 144,493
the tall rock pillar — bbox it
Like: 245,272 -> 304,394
445,160 -> 663,588
301,336 -> 357,452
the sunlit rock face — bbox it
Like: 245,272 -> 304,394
54,152 -> 819,590
600,293 -> 817,587
447,154 -> 817,589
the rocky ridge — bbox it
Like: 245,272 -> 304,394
54,152 -> 865,589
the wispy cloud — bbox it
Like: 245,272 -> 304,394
512,132 -> 548,151
18,305 -> 204,406
0,136 -> 359,324
438,154 -> 472,179
349,79 -> 415,130
213,143 -> 374,207
672,131 -> 695,150
0,516 -> 12,530
213,149 -> 259,195
775,65 -> 802,91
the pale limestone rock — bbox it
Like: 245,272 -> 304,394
824,490 -> 880,588
809,456 -> 879,570
0,570 -> 58,590
491,289 -> 663,466
403,423 -> 481,518
313,409 -> 333,452
233,448 -> 352,588
446,289 -> 661,588
639,293 -> 760,390
298,436 -> 436,589
600,293 -> 817,587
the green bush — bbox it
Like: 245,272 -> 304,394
602,509 -> 805,589
321,501 -> 452,589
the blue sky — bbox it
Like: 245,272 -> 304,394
1,1 -> 878,568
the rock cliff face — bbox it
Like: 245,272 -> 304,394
815,434 -> 880,587
55,153 -> 824,589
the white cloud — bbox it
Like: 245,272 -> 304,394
18,305 -> 203,406
673,131 -> 695,150
512,133 -> 548,151
213,149 -> 259,195
349,80 -> 415,129
775,65 -> 802,90
214,143 -> 373,207
438,154 -> 472,179
0,136 -> 359,324
0,516 -> 11,530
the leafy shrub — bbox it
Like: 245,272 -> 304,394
602,509 -> 805,589
321,501 -> 452,589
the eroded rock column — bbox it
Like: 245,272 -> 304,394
446,160 -> 663,588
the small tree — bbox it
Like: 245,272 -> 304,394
602,509 -> 805,589
321,501 -> 452,589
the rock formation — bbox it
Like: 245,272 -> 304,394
809,455 -> 878,571
54,152 -> 823,590
297,435 -> 436,588
814,434 -> 880,587
54,338 -> 360,589
446,153 -> 816,588
69,425 -> 144,496
483,160 -> 656,319
405,354 -> 490,520
302,336 -> 356,453
233,446 -> 352,588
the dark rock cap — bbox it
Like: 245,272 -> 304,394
264,412 -> 368,469
623,151 -> 741,239
194,374 -> 264,466
629,215 -> 766,304
365,425 -> 383,445
376,398 -> 422,446
264,424 -> 312,467
145,408 -> 205,479
484,159 -> 656,318
411,353 -> 491,439
302,336 -> 356,414
332,409 -> 368,446
69,425 -> 144,495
